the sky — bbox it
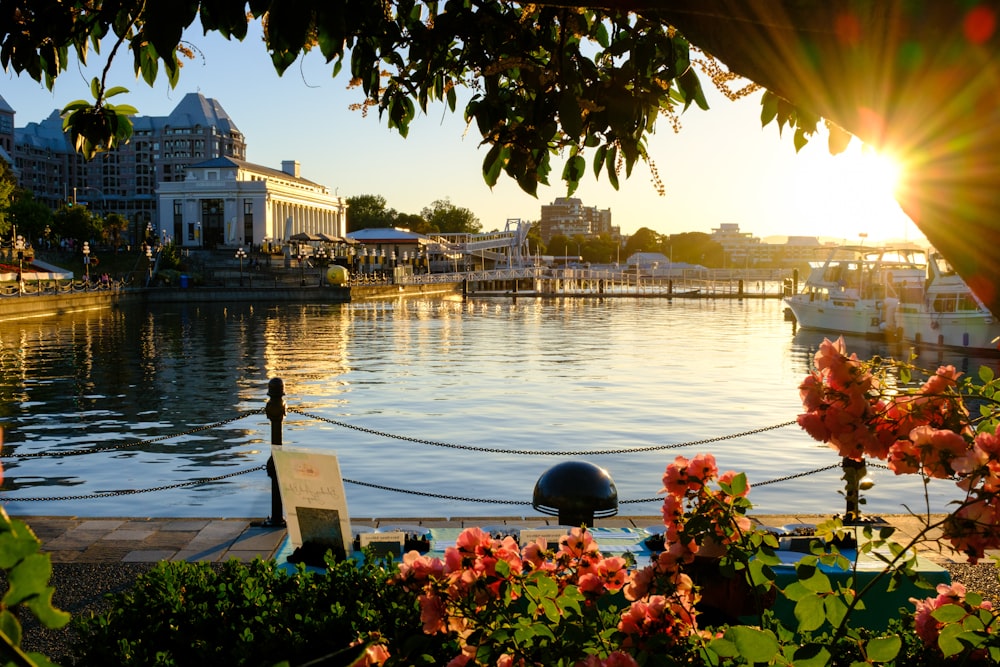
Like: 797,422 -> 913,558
2,21 -> 923,244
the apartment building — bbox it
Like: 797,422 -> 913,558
538,196 -> 618,243
5,91 -> 247,245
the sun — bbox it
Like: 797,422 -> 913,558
830,142 -> 919,243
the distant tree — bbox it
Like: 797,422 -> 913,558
421,199 -> 481,234
526,222 -> 545,256
666,232 -> 726,267
583,234 -> 621,264
346,194 -> 395,232
0,161 -> 15,236
395,212 -> 433,235
7,189 -> 53,244
102,212 -> 129,252
52,204 -> 98,244
547,234 -> 571,257
623,227 -> 664,258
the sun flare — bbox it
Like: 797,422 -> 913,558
819,141 -> 918,243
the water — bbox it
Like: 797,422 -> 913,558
2,296 -> 996,521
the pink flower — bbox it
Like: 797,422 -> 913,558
687,453 -> 718,487
398,551 -> 445,585
661,455 -> 691,497
418,592 -> 447,634
573,652 -> 639,667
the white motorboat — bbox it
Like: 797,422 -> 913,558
783,246 -> 1000,352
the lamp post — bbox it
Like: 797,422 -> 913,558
315,247 -> 327,285
235,247 -> 247,286
83,241 -> 91,281
15,234 -> 25,293
146,221 -> 153,245
297,252 -> 307,286
145,243 -> 153,283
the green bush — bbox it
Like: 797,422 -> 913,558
69,552 -> 451,667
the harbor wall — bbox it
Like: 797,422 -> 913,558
0,283 -> 463,319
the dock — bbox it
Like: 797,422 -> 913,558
14,513 -> 966,565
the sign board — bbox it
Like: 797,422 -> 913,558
359,530 -> 406,557
271,446 -> 352,558
519,528 -> 570,548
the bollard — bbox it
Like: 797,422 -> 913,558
841,456 -> 868,524
261,378 -> 287,528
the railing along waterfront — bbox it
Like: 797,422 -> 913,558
0,378 -> 869,519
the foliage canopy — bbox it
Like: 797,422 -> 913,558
1,0 -> 719,198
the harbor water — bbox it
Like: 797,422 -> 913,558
2,296 -> 996,521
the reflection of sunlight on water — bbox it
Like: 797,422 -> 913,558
1,297 -> 996,519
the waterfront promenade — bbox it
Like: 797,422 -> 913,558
14,512 -> 968,565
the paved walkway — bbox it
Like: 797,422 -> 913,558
7,513 -> 973,565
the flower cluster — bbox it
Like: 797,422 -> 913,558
797,336 -> 1000,561
395,525 -> 632,666
390,455 -> 763,666
910,582 -> 993,646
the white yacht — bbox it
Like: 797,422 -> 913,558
784,246 -> 1000,352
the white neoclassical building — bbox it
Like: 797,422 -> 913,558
156,157 -> 348,248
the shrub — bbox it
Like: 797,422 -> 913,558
69,552 -> 450,667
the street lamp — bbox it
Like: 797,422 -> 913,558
297,251 -> 307,286
146,222 -> 153,245
83,241 -> 91,281
315,247 -> 327,285
15,235 -> 25,291
145,243 -> 153,283
235,247 -> 247,286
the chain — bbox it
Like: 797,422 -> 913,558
343,478 -> 533,505
4,462 -> 846,505
3,465 -> 267,501
291,408 -> 797,456
620,464 -> 845,504
1,408 -> 265,459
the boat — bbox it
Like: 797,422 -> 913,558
783,246 -> 1000,352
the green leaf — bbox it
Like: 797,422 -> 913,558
865,636 -> 901,662
0,609 -> 22,646
794,594 -> 826,632
724,626 -> 780,663
931,603 -> 968,623
791,644 -> 833,667
562,155 -> 586,196
981,365 -> 995,382
937,622 -> 966,657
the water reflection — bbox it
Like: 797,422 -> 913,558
1,297 -> 997,519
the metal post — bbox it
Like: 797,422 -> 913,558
262,378 -> 287,527
841,457 -> 867,524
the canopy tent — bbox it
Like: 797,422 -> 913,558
289,232 -> 322,242
626,0 -> 1000,315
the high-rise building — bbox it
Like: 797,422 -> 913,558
538,197 -> 616,243
7,91 -> 247,244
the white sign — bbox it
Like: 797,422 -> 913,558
271,446 -> 352,557
519,528 -> 570,548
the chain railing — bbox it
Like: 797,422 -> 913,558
1,378 -> 852,513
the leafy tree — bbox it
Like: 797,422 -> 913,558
0,160 -> 15,237
546,234 -> 571,257
622,227 -> 664,258
346,194 -> 395,232
395,212 -> 432,235
526,222 -> 546,257
666,231 -> 725,267
420,198 -> 481,234
52,204 -> 98,244
583,233 -> 621,264
102,212 -> 130,252
7,190 -> 54,244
